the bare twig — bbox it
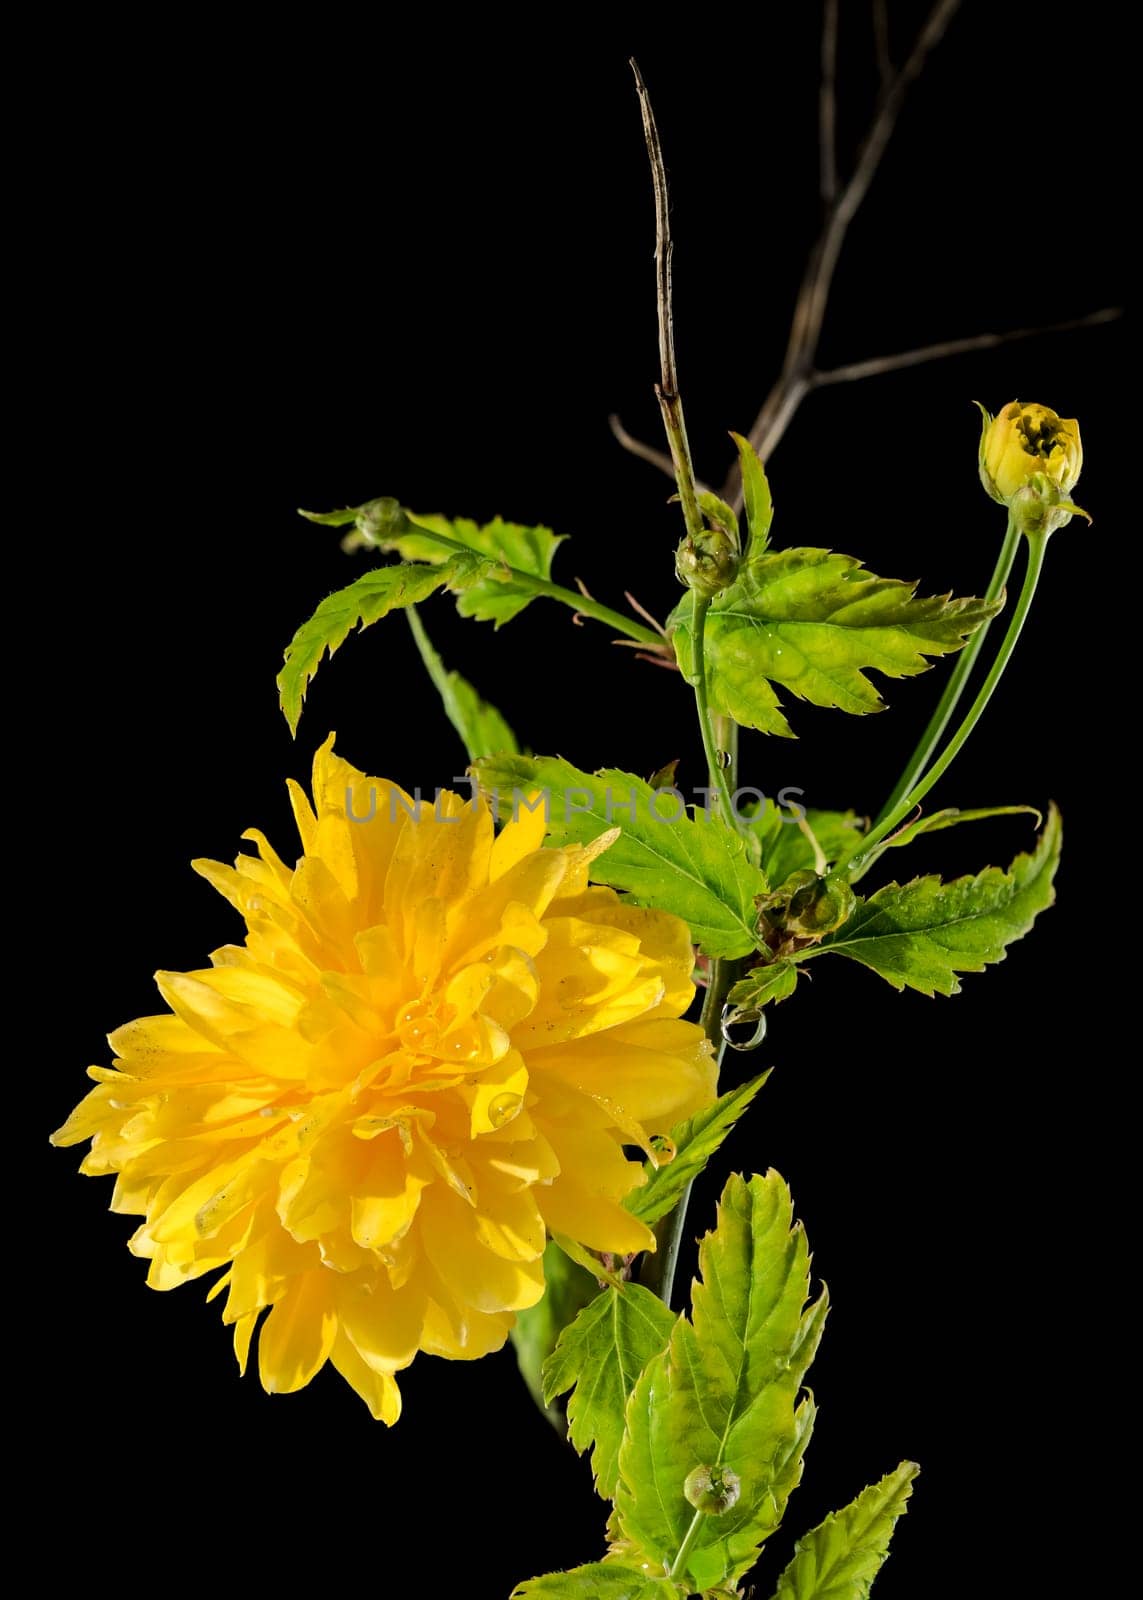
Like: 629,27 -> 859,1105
629,59 -> 705,542
873,0 -> 892,86
723,0 -> 962,504
613,5 -> 1113,513
820,0 -> 839,205
615,308 -> 1120,485
813,307 -> 1122,388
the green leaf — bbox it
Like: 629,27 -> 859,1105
511,1565 -> 680,1599
626,1074 -> 770,1227
809,803 -> 1061,995
277,554 -> 485,733
749,806 -> 867,883
669,548 -> 1000,737
376,508 -> 565,626
725,962 -> 799,1017
769,1461 -> 919,1600
406,607 -> 519,762
542,1284 -> 676,1499
613,1173 -> 827,1591
512,1242 -> 599,1431
473,754 -> 769,959
882,804 -> 1040,853
731,431 -> 773,558
697,489 -> 741,543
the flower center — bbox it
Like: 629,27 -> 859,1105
1016,412 -> 1061,462
393,995 -> 487,1072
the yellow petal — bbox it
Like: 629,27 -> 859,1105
330,1332 -> 402,1422
528,1019 -> 715,1128
337,1272 -> 426,1373
488,797 -> 548,879
417,1186 -> 545,1313
257,1269 -> 337,1394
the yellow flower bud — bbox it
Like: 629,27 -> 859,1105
977,400 -> 1088,535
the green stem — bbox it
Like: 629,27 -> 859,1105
832,530 -> 1049,883
691,594 -> 739,826
873,514 -> 1020,828
639,965 -> 734,1306
669,1506 -> 705,1583
640,593 -> 745,1308
389,523 -> 665,648
524,575 -> 664,647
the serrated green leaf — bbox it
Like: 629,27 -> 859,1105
613,1173 -> 827,1591
769,1461 -> 919,1600
542,1284 -> 676,1499
725,962 -> 799,1016
511,1565 -> 680,1599
626,1074 -> 770,1227
669,548 -> 1000,737
809,803 -> 1061,995
474,755 -> 769,959
405,607 -> 519,762
512,1241 -> 599,1430
882,803 -> 1040,853
748,806 -> 867,883
377,508 -> 565,626
731,432 -> 773,558
277,554 -> 486,734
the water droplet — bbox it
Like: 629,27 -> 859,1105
649,1133 -> 677,1165
487,1092 -> 523,1128
719,1002 -> 768,1052
716,748 -> 732,769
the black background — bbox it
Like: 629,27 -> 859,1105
35,5 -> 1124,1595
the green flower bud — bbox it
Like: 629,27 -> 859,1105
675,527 -> 739,597
683,1463 -> 742,1515
762,869 -> 857,941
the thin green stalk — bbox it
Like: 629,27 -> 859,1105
832,530 -> 1049,882
873,514 -> 1020,827
692,594 -> 739,826
669,1507 -> 705,1583
524,575 -> 665,647
388,523 -> 664,647
640,965 -> 734,1306
642,597 -> 743,1304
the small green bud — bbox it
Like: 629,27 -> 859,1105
761,870 -> 856,941
675,494 -> 743,597
675,527 -> 739,597
683,1463 -> 742,1515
